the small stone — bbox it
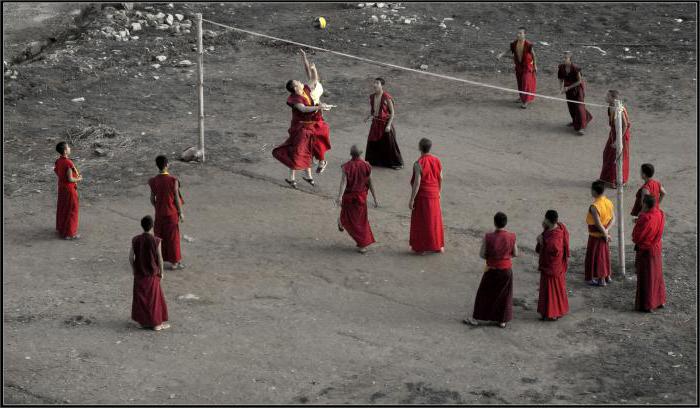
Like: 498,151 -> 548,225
166,14 -> 174,25
420,64 -> 428,70
151,63 -> 161,69
94,148 -> 107,157
131,36 -> 139,40
438,22 -> 447,29
357,3 -> 365,8
675,18 -> 683,23
71,97 -> 85,103
156,24 -> 170,30
153,76 -> 160,80
175,14 -> 184,21
130,22 -> 142,31
167,3 -> 174,8
154,55 -> 167,62
169,394 -> 176,399
376,2 -> 386,8
404,19 -> 411,24
380,14 -> 386,19
177,60 -> 193,67
102,26 -> 115,33
183,29 -> 191,34
203,29 -> 218,39
370,15 -> 379,23
183,234 -> 195,242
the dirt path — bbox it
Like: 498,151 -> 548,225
3,2 -> 697,405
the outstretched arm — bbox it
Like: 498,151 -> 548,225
293,102 -> 327,113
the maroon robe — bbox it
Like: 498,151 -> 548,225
557,63 -> 592,131
536,223 -> 570,319
599,107 -> 631,187
472,230 -> 516,323
54,156 -> 80,238
148,174 -> 182,264
340,158 -> 376,248
409,154 -> 444,252
131,233 -> 169,327
632,207 -> 666,311
365,91 -> 403,168
511,40 -> 536,103
272,85 -> 330,169
631,179 -> 662,217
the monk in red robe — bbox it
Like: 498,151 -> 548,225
500,27 -> 537,109
599,89 -> 631,188
585,181 -> 615,286
558,51 -> 592,135
148,155 -> 184,270
364,77 -> 403,169
300,49 -> 332,174
631,163 -> 667,218
130,215 -> 170,331
632,196 -> 666,312
536,210 -> 570,321
465,212 -> 518,328
409,138 -> 444,254
54,142 -> 82,239
336,145 -> 379,253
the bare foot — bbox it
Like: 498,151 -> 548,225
464,318 -> 479,326
154,323 -> 171,331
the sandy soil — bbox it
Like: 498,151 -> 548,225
3,2 -> 697,404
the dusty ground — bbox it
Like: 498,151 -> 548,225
3,2 -> 697,405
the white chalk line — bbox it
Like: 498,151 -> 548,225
201,18 -> 610,108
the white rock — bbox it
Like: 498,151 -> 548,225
175,14 -> 184,21
420,64 -> 428,70
380,14 -> 386,19
177,60 -> 193,67
156,24 -> 170,30
167,3 -> 174,8
443,17 -> 454,21
464,20 -> 471,25
102,26 -> 115,33
183,234 -> 195,242
376,2 -> 386,7
357,3 -> 365,8
155,12 -> 165,20
623,47 -> 630,52
438,22 -> 447,29
178,293 -> 200,300
130,22 -> 142,32
153,76 -> 160,80
538,41 -> 550,46
675,18 -> 683,23
151,63 -> 161,69
404,19 -> 411,24
71,97 -> 85,102
166,14 -> 174,25
131,36 -> 139,40
370,15 -> 379,23
155,55 -> 167,62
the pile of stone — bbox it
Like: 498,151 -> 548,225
99,5 -> 193,41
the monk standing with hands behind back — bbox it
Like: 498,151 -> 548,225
54,142 -> 82,240
409,138 -> 444,254
632,195 -> 666,312
536,210 -> 570,321
149,155 -> 185,270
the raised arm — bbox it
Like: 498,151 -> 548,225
300,49 -> 312,81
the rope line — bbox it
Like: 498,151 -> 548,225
200,17 -> 609,108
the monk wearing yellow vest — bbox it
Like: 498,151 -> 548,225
585,181 -> 615,286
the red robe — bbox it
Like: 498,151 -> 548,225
272,85 -> 330,169
54,156 -> 79,238
557,63 -> 592,131
148,174 -> 182,264
131,233 -> 169,327
599,107 -> 631,187
511,40 -> 536,103
340,158 -> 376,248
536,223 -> 570,319
365,91 -> 404,168
472,230 -> 516,322
631,179 -> 662,217
409,154 -> 444,252
632,207 -> 666,311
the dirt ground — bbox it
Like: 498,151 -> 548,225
3,2 -> 697,405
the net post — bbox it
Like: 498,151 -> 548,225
196,13 -> 205,162
615,99 -> 625,278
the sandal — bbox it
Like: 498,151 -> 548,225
316,160 -> 328,174
172,263 -> 185,270
302,177 -> 315,187
499,322 -> 507,328
154,323 -> 171,331
285,178 -> 298,189
338,223 -> 344,232
463,318 -> 479,326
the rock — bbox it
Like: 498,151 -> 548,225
102,26 -> 115,33
464,20 -> 471,25
177,60 -> 193,67
203,29 -> 218,39
357,3 -> 365,8
538,41 -> 549,46
118,30 -> 129,38
175,14 -> 184,21
380,14 -> 386,19
178,293 -> 200,300
370,15 -> 379,23
183,29 -> 191,34
151,63 -> 161,69
71,97 -> 85,102
131,35 -> 139,40
180,146 -> 202,162
183,234 -> 195,242
376,2 -> 386,7
27,41 -> 43,56
420,64 -> 428,70
675,18 -> 683,23
438,22 -> 447,29
130,22 -> 142,31
623,47 -> 630,52
171,24 -> 181,34
167,2 -> 174,8
154,55 -> 167,62
166,14 -> 174,25
153,76 -> 160,80
94,148 -> 107,157
156,24 -> 170,30
155,11 -> 166,22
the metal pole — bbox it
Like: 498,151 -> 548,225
615,99 -> 625,277
196,13 -> 205,162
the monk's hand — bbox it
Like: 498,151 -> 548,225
534,66 -> 538,73
384,124 -> 391,133
408,200 -> 414,210
179,213 -> 185,223
320,103 -> 331,111
335,198 -> 341,207
373,199 -> 379,208
537,234 -> 543,246
364,115 -> 371,123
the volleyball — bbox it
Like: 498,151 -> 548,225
314,17 -> 327,29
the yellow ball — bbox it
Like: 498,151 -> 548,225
314,17 -> 327,29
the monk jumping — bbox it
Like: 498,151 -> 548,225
465,212 -> 518,328
272,57 -> 332,188
631,163 -> 667,218
130,215 -> 170,331
585,181 -> 615,286
536,210 -> 570,321
558,51 -> 592,135
599,90 -> 631,189
499,27 -> 537,109
148,155 -> 184,270
336,145 -> 379,253
300,49 -> 332,174
364,77 -> 403,169
54,141 -> 82,240
409,138 -> 444,254
632,196 -> 666,312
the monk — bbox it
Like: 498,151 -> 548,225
465,212 -> 518,328
54,141 -> 82,239
336,145 -> 379,253
272,61 -> 332,188
631,163 -> 667,218
130,215 -> 170,331
148,155 -> 184,270
585,181 -> 615,286
598,89 -> 631,188
364,77 -> 403,169
409,138 -> 444,254
300,49 -> 332,174
632,196 -> 666,312
558,51 -> 592,135
499,27 -> 537,109
536,210 -> 570,321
